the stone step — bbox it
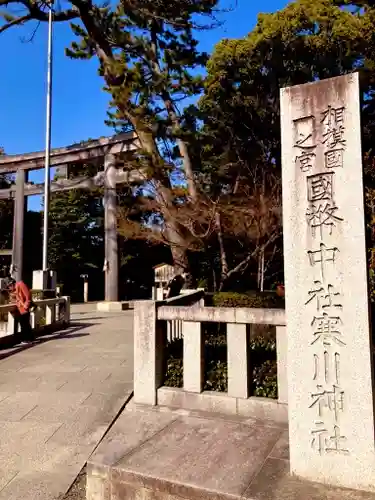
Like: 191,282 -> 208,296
87,405 -> 375,500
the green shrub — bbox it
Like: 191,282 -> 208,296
253,360 -> 277,399
164,338 -> 183,388
164,357 -> 183,388
205,360 -> 227,392
212,291 -> 284,309
164,333 -> 277,399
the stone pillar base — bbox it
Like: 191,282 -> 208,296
32,270 -> 57,290
96,301 -> 133,312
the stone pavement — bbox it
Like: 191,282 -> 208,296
0,303 -> 134,500
88,402 -> 375,500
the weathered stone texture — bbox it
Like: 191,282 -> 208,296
281,73 -> 375,490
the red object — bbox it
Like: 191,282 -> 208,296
15,281 -> 31,315
276,284 -> 285,297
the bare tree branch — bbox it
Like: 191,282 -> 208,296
20,19 -> 40,42
224,230 -> 281,283
0,12 -> 30,33
0,0 -> 79,36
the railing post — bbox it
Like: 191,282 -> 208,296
227,323 -> 250,399
55,300 -> 60,322
62,296 -> 71,324
183,321 -> 203,393
30,310 -> 36,329
7,310 -> 16,336
276,325 -> 288,404
167,320 -> 171,342
46,304 -> 56,325
134,300 -> 166,405
31,307 -> 42,330
178,320 -> 182,338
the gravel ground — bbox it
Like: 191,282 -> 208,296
60,469 -> 86,500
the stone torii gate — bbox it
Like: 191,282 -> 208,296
0,132 -> 141,304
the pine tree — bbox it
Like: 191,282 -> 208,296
0,0 -> 219,273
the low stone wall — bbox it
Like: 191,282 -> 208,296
0,296 -> 71,340
133,292 -> 287,422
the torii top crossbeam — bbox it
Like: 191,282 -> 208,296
0,132 -> 137,174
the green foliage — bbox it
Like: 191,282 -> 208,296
164,333 -> 277,398
164,337 -> 183,388
5,0 -> 375,297
212,291 -> 284,309
195,0 -> 375,292
0,0 -> 225,278
47,174 -> 104,301
164,357 -> 183,388
253,360 -> 278,399
65,0 -> 218,148
65,0 -> 224,274
0,154 -> 167,299
201,0 -> 372,161
205,360 -> 227,392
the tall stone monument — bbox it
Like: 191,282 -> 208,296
281,73 -> 375,491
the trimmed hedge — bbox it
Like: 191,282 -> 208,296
211,291 -> 285,309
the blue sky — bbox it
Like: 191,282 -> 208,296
1,0 -> 288,210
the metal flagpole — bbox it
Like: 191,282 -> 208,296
42,0 -> 53,271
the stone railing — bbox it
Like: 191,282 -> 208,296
30,288 -> 61,300
0,296 -> 70,339
163,290 -> 205,342
134,292 -> 287,423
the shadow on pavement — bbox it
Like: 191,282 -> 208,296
73,314 -> 132,321
72,316 -> 115,321
0,322 -> 94,361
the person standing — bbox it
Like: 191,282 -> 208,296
7,277 -> 34,344
166,273 -> 186,299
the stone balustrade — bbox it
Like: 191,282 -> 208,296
0,296 -> 70,339
134,291 -> 287,423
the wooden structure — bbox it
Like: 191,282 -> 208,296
153,263 -> 174,300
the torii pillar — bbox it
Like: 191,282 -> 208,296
103,154 -> 118,303
11,169 -> 25,281
96,153 -> 126,311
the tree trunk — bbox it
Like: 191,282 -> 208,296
148,29 -> 198,203
215,212 -> 229,291
74,21 -> 193,276
176,138 -> 198,202
133,122 -> 190,274
161,92 -> 198,202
